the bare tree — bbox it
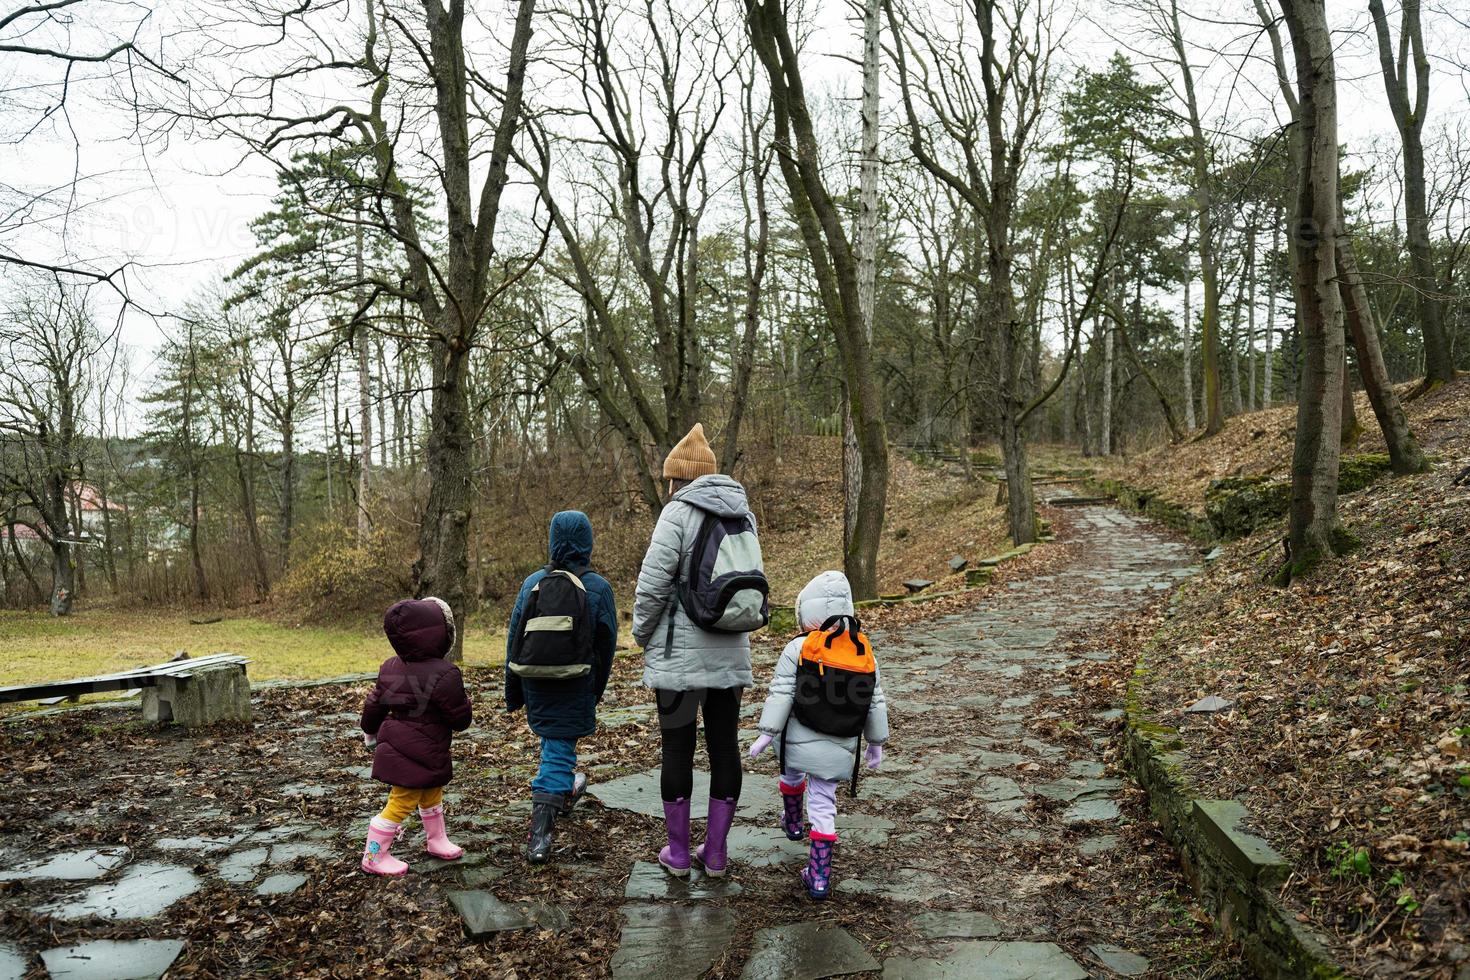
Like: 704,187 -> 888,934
521,0 -> 731,510
1277,0 -> 1345,580
1256,0 -> 1427,474
887,0 -> 1058,544
846,0 -> 883,555
1,0 -> 178,295
180,0 -> 540,652
0,282 -> 103,615
1367,0 -> 1455,388
745,0 -> 890,597
722,50 -> 774,473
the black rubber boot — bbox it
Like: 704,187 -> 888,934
527,792 -> 562,865
559,773 -> 589,817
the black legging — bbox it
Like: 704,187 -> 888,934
656,686 -> 743,803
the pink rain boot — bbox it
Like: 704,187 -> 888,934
419,804 -> 464,861
361,817 -> 409,876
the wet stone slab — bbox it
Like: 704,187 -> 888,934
724,827 -> 810,867
741,921 -> 878,980
0,942 -> 26,980
40,939 -> 184,980
624,860 -> 742,899
0,847 -> 130,882
37,862 -> 202,922
611,904 -> 737,979
1062,798 -> 1121,826
910,911 -> 1006,940
1089,943 -> 1151,976
844,868 -> 959,904
882,941 -> 1088,979
154,834 -> 245,854
255,872 -> 306,897
1079,834 -> 1120,857
448,890 -> 569,939
1033,777 -> 1123,802
216,840 -> 335,884
591,769 -> 775,819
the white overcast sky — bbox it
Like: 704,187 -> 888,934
2,0 -> 1467,377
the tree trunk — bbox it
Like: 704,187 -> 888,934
1166,0 -> 1224,435
722,90 -> 770,474
1367,0 -> 1453,385
1265,212 -> 1279,406
1181,225 -> 1197,430
1247,223 -> 1258,410
1100,278 -> 1114,456
355,219 -> 373,544
1280,0 -> 1346,580
415,335 -> 472,642
1336,215 -> 1429,473
845,0 -> 882,560
748,0 -> 889,598
1340,347 -> 1361,448
47,511 -> 74,616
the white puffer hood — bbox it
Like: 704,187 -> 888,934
796,570 -> 855,632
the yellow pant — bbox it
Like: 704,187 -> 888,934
377,785 -> 444,824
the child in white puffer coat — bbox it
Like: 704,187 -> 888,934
749,570 -> 889,899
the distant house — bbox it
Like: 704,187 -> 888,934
1,483 -> 125,547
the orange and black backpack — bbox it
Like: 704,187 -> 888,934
791,614 -> 877,738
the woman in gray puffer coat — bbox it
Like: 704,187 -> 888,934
632,423 -> 756,880
749,570 -> 889,899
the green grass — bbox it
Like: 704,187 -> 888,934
0,608 -> 508,689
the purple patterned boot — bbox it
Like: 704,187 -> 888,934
779,779 -> 807,841
694,797 -> 737,877
659,798 -> 691,877
801,831 -> 836,900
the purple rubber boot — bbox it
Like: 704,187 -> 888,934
779,779 -> 807,841
694,797 -> 738,877
659,798 -> 691,877
801,831 -> 836,899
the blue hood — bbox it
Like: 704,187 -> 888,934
549,510 -> 594,568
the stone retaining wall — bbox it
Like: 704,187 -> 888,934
1088,477 -> 1214,542
1120,614 -> 1347,976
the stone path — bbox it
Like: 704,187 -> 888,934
592,502 -> 1203,978
0,500 -> 1220,978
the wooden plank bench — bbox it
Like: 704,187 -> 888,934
0,653 -> 253,726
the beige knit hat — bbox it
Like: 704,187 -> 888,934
663,423 -> 718,480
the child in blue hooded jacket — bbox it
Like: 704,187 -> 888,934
506,510 -> 618,864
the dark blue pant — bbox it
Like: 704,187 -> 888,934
533,736 -> 576,795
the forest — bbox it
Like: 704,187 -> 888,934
2,0 -> 1466,631
3,2 -> 1469,977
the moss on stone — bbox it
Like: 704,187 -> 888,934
1205,476 -> 1292,539
1336,452 -> 1392,494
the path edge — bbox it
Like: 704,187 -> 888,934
1095,476 -> 1350,980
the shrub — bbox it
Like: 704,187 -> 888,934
274,526 -> 415,624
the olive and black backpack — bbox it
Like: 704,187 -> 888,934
509,565 -> 595,679
675,511 -> 770,634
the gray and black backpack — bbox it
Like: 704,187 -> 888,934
676,511 -> 769,634
509,565 -> 595,679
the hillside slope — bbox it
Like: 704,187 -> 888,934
1105,380 -> 1469,977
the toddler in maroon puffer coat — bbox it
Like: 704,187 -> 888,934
359,597 -> 474,876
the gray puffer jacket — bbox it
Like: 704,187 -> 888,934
757,571 -> 889,781
634,475 -> 756,691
